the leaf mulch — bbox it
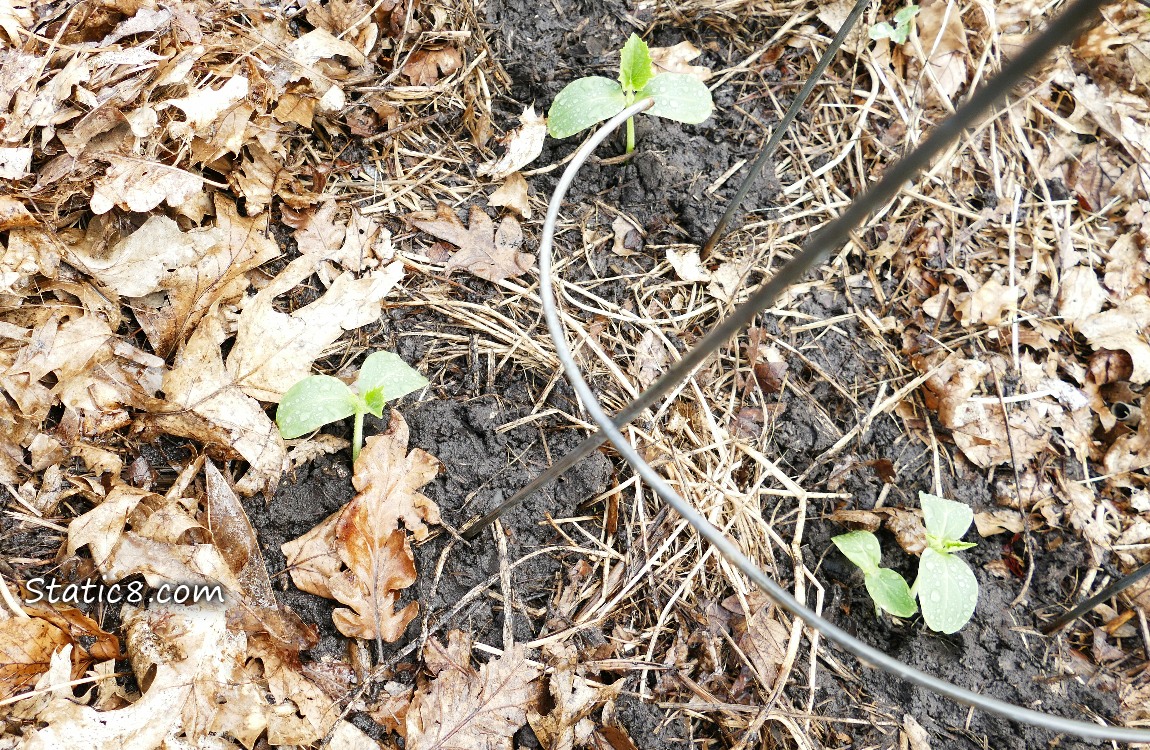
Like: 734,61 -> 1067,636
0,0 -> 1148,748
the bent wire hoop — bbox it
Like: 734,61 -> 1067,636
536,0 -> 1150,742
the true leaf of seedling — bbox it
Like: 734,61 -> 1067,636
357,351 -> 429,418
920,492 -> 974,545
637,73 -> 714,124
916,548 -> 978,634
619,33 -> 655,93
277,375 -> 358,439
546,76 -> 627,139
865,568 -> 918,619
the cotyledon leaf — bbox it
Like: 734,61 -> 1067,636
276,375 -> 358,439
865,568 -> 918,619
546,77 -> 627,139
357,351 -> 429,418
636,73 -> 714,124
916,547 -> 978,634
831,531 -> 881,576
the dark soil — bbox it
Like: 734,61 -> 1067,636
241,2 -> 1128,749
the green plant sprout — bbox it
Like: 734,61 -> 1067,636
832,531 -> 918,618
831,492 -> 979,634
276,351 -> 428,462
547,33 -> 714,153
869,5 -> 920,44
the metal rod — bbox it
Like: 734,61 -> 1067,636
700,0 -> 869,258
1042,560 -> 1150,635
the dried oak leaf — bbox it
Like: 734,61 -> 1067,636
225,248 -> 404,402
407,630 -> 541,750
283,411 -> 440,641
205,460 -> 316,651
528,644 -> 619,750
403,45 -> 462,85
90,155 -> 204,215
649,41 -> 711,81
0,617 -> 72,701
148,308 -> 286,495
413,203 -> 535,283
1078,296 -> 1150,384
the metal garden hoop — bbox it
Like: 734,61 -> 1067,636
535,0 -> 1149,742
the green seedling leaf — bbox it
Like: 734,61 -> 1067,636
894,5 -> 921,26
547,76 -> 627,139
832,531 -> 881,575
833,532 -> 917,618
637,73 -> 714,124
276,375 -> 358,439
915,547 -> 978,634
357,351 -> 429,418
619,33 -> 654,93
865,568 -> 918,619
868,22 -> 895,40
920,492 -> 974,546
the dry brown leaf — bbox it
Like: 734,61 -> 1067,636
136,197 -> 281,357
231,142 -> 280,215
954,277 -> 1018,327
632,329 -> 669,389
0,617 -> 72,701
403,45 -> 462,85
226,250 -> 403,402
489,173 -> 532,218
0,0 -> 32,44
205,460 -> 316,651
724,594 -> 789,691
283,411 -> 440,640
150,308 -> 286,495
648,41 -> 711,81
903,714 -> 932,750
478,106 -> 547,180
407,630 -> 541,750
666,247 -> 709,282
611,215 -> 643,257
1059,265 -> 1108,328
0,146 -> 31,179
164,74 -> 249,134
921,356 -> 1050,468
1078,297 -> 1150,384
974,509 -> 1025,537
413,203 -> 535,283
912,0 -> 969,103
14,604 -> 338,749
89,155 -> 204,215
528,644 -> 619,750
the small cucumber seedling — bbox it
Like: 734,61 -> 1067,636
832,531 -> 918,618
547,33 -> 714,153
869,5 -> 920,44
831,491 -> 979,634
276,351 -> 428,462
